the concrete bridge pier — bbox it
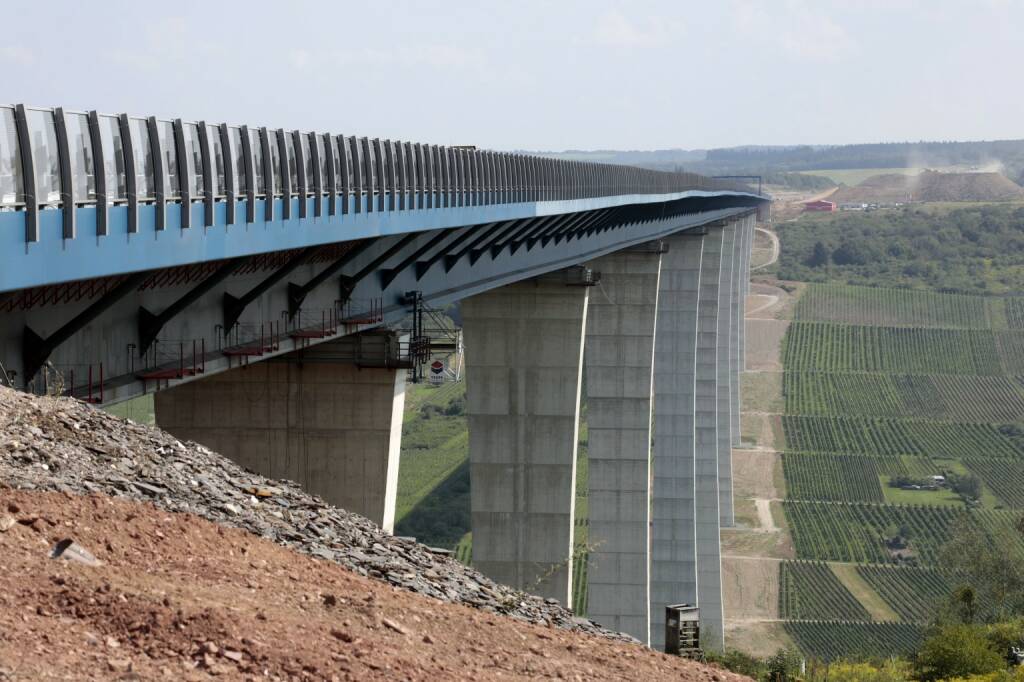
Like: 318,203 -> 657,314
729,217 -> 747,448
717,223 -> 737,529
695,224 -> 726,651
582,246 -> 663,644
153,333 -> 407,532
649,231 -> 704,650
461,272 -> 590,605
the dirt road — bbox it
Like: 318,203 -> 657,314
751,227 -> 780,271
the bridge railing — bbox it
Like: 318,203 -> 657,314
0,103 -> 757,243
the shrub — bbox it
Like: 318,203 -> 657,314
914,624 -> 1005,681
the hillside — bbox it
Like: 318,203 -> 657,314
832,170 -> 1024,203
776,203 -> 1024,294
0,386 -> 747,680
727,272 -> 1024,663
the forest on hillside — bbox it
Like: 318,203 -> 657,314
776,205 -> 1024,295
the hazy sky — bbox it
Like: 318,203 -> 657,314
3,1 -> 1021,151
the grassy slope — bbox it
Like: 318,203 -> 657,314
800,168 -> 922,186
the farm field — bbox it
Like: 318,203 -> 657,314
781,415 -> 1024,459
778,561 -> 871,621
783,501 -> 969,566
964,458 -> 1024,508
855,566 -> 955,623
782,371 -> 1024,422
781,453 -> 884,503
793,283 -> 994,329
781,322 -> 1011,375
783,621 -> 924,662
740,226 -> 1024,661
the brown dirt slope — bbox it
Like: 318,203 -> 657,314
0,490 -> 748,681
0,385 -> 609,638
832,170 -> 1024,203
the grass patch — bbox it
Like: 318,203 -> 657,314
799,168 -> 921,186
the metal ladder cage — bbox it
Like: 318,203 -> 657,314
665,604 -> 702,657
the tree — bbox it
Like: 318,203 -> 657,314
949,473 -> 983,501
765,649 -> 803,681
806,241 -> 830,268
832,240 -> 876,266
913,624 -> 1004,681
941,518 -> 1024,622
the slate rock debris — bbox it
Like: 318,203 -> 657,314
0,386 -> 625,640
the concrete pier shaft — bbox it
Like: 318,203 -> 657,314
716,223 -> 737,529
694,224 -> 726,651
153,341 -> 406,531
729,217 -> 746,449
582,248 -> 662,644
649,231 -> 704,650
462,274 -> 589,605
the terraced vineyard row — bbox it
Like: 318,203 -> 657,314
964,459 -> 1024,508
783,372 -> 1024,423
1007,298 -> 1024,330
779,561 -> 871,621
995,332 -> 1024,374
855,566 -> 953,623
782,323 -> 1005,375
793,284 -> 992,329
782,453 -> 884,502
781,415 -> 1024,459
783,621 -> 924,662
786,501 -> 1024,566
784,501 -> 968,565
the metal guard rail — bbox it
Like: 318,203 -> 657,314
0,103 -> 758,243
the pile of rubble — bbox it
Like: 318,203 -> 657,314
0,386 -> 623,641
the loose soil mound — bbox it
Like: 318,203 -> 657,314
0,386 -> 606,637
832,171 -> 1024,204
0,490 -> 746,680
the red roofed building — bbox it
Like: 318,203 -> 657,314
804,200 -> 837,212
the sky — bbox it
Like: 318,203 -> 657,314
2,0 -> 1021,151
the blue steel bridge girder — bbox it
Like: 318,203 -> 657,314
0,102 -> 762,297
5,203 -> 757,403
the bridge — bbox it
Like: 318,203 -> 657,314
0,102 -> 767,650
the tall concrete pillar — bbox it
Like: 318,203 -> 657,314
717,223 -> 737,529
695,225 -> 726,651
740,216 -> 754,373
462,273 -> 589,604
154,337 -> 406,531
583,247 -> 662,644
729,217 -> 745,448
650,232 -> 704,650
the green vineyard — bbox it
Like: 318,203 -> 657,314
995,332 -> 1024,374
782,453 -> 884,502
781,415 -> 1024,459
784,501 -> 966,565
1007,298 -> 1024,330
774,250 -> 1024,663
783,621 -> 924,662
784,502 -> 1024,566
782,322 -> 1004,375
964,459 -> 1024,508
855,566 -> 954,623
778,561 -> 871,621
793,284 -> 992,329
783,372 -> 1024,422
